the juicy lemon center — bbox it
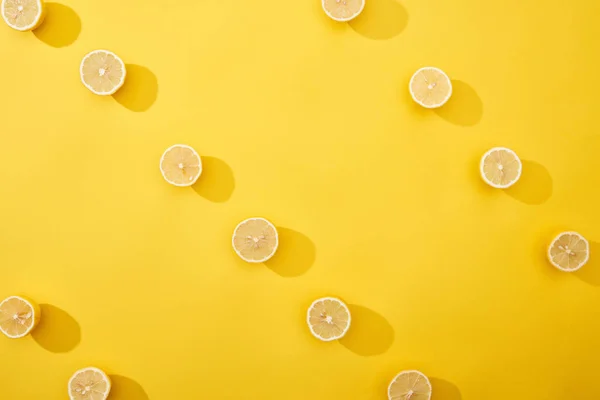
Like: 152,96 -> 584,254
178,162 -> 184,169
498,164 -> 504,171
558,245 -> 575,256
335,0 -> 348,4
98,68 -> 107,77
406,390 -> 414,399
321,313 -> 333,324
11,312 -> 31,325
246,235 -> 266,248
17,5 -> 23,11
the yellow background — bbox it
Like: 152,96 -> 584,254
1,0 -> 599,398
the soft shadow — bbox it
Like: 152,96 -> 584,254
264,228 -> 316,277
434,80 -> 483,126
575,241 -> 600,286
112,64 -> 158,112
191,157 -> 235,203
349,0 -> 408,40
504,160 -> 553,205
339,305 -> 394,356
430,378 -> 462,400
31,304 -> 80,353
32,3 -> 81,47
109,375 -> 149,400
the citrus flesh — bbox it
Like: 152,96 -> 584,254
0,295 -> 40,338
80,50 -> 126,96
68,367 -> 111,400
548,231 -> 589,272
388,370 -> 432,400
480,147 -> 522,188
307,297 -> 351,341
322,0 -> 364,22
160,144 -> 202,187
409,67 -> 452,108
1,0 -> 44,31
232,218 -> 278,263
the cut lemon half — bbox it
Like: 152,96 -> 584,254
548,231 -> 589,272
0,295 -> 40,338
388,370 -> 432,400
480,147 -> 522,189
68,367 -> 111,400
232,217 -> 278,263
160,144 -> 202,187
409,67 -> 452,109
322,0 -> 364,22
307,297 -> 351,341
80,50 -> 126,96
1,0 -> 45,31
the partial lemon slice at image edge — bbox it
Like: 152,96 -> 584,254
160,144 -> 202,187
232,217 -> 278,263
322,0 -> 365,22
0,295 -> 40,339
409,67 -> 452,109
68,367 -> 111,400
80,50 -> 126,96
480,147 -> 522,189
307,297 -> 351,341
388,370 -> 432,400
548,231 -> 590,272
1,0 -> 44,31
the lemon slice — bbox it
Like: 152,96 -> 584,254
80,50 -> 126,96
306,297 -> 351,341
480,147 -> 522,189
0,295 -> 40,338
388,370 -> 432,400
1,0 -> 45,31
322,0 -> 365,22
68,367 -> 111,400
409,67 -> 452,109
548,231 -> 590,272
232,217 -> 278,263
159,144 -> 202,187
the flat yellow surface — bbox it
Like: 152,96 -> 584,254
1,0 -> 599,399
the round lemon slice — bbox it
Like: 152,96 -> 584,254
322,0 -> 365,22
409,67 -> 452,109
80,50 -> 126,96
388,370 -> 432,400
232,217 -> 278,263
548,231 -> 589,272
0,295 -> 40,338
1,0 -> 45,31
68,367 -> 111,400
160,144 -> 202,187
480,147 -> 522,189
307,297 -> 351,341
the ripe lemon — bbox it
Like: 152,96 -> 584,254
322,0 -> 365,22
80,50 -> 126,96
388,370 -> 432,400
232,218 -> 278,263
480,147 -> 522,189
1,0 -> 45,31
306,297 -> 351,341
159,144 -> 202,187
409,67 -> 452,109
0,295 -> 40,338
548,231 -> 589,272
68,367 -> 111,400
